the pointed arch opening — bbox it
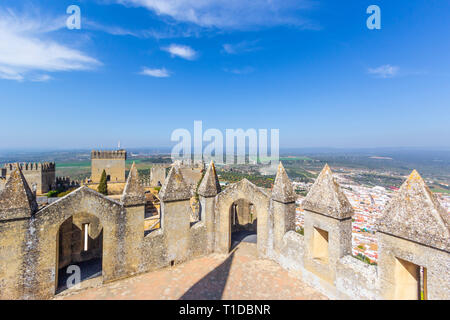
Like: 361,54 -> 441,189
215,180 -> 270,255
55,212 -> 103,294
230,199 -> 257,250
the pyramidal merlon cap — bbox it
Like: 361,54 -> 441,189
376,170 -> 450,251
159,164 -> 192,202
0,164 -> 38,220
302,164 -> 353,219
198,161 -> 221,198
272,162 -> 296,203
121,162 -> 145,206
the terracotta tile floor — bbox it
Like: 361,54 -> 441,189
55,243 -> 327,300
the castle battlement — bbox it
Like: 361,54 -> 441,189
4,162 -> 55,174
0,162 -> 448,300
55,176 -> 80,190
56,176 -> 71,183
91,150 -> 127,160
2,162 -> 55,194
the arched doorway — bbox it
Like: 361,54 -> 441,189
230,199 -> 257,249
215,179 -> 270,256
56,212 -> 103,293
33,186 -> 126,299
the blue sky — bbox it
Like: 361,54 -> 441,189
0,0 -> 449,150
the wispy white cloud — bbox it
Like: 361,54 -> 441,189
31,74 -> 52,82
224,66 -> 255,75
83,19 -> 197,40
162,44 -> 197,60
0,8 -> 100,81
140,67 -> 171,77
368,65 -> 400,78
222,40 -> 261,55
141,26 -> 200,39
116,0 -> 318,30
84,20 -> 138,37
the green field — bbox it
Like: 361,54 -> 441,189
430,188 -> 450,194
284,167 -> 317,183
56,161 -> 90,168
279,157 -> 313,161
217,170 -> 274,188
56,158 -> 154,168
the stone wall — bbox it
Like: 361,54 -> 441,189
270,165 -> 450,300
0,162 -> 449,300
0,177 -> 5,191
0,219 -> 29,299
150,165 -> 167,187
180,166 -> 203,192
377,232 -> 449,300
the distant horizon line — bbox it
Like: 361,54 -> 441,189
1,146 -> 450,153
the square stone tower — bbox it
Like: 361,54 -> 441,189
91,150 -> 127,183
3,162 -> 55,195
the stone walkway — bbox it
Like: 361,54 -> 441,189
55,243 -> 327,300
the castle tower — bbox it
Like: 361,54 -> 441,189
376,170 -> 450,300
0,165 -> 38,299
271,162 -> 297,256
159,165 -> 192,264
302,164 -> 354,284
90,149 -> 127,183
3,162 -> 55,195
198,161 -> 221,253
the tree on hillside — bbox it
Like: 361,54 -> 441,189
98,170 -> 108,195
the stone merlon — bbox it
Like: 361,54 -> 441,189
271,162 -> 296,203
302,164 -> 354,219
91,149 -> 127,160
159,165 -> 192,202
376,170 -> 450,252
0,164 -> 38,220
121,162 -> 145,206
198,161 -> 221,198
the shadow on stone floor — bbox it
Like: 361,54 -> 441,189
231,230 -> 256,250
179,249 -> 237,300
56,258 -> 102,294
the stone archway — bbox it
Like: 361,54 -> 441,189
56,212 -> 103,293
215,179 -> 270,256
230,199 -> 257,233
30,187 -> 125,299
230,199 -> 257,249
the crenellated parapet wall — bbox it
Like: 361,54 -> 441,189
4,162 -> 55,174
2,162 -> 55,195
55,176 -> 80,190
55,176 -> 71,185
0,161 -> 448,300
90,150 -> 127,160
272,164 -> 450,300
